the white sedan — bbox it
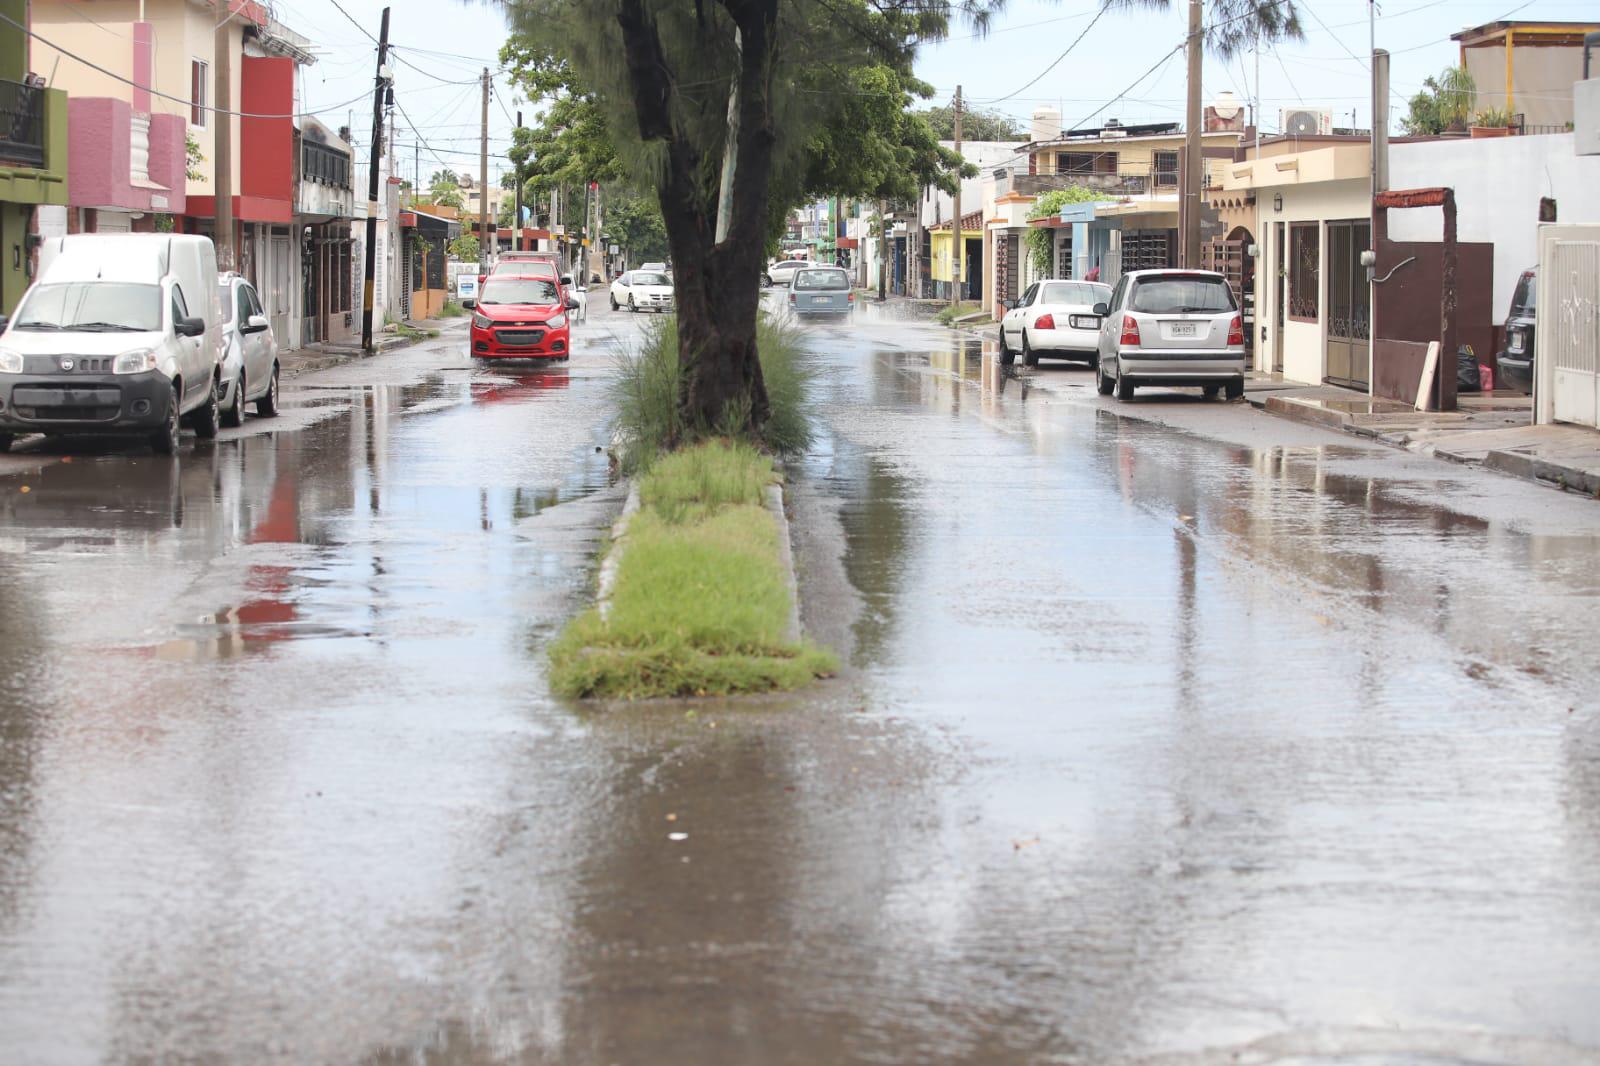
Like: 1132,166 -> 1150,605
560,273 -> 588,323
610,270 -> 674,313
998,279 -> 1112,367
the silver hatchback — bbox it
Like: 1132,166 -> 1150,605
1094,269 -> 1245,401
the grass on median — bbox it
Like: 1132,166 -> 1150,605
549,439 -> 837,700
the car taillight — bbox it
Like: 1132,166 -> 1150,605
1034,313 -> 1055,330
788,292 -> 796,304
1227,313 -> 1243,346
1119,314 -> 1141,346
847,291 -> 855,302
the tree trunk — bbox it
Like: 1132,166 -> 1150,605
617,0 -> 775,442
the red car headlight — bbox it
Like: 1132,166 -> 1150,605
472,312 -> 492,329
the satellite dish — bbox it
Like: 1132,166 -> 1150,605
1211,91 -> 1242,120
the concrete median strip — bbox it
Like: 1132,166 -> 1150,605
551,439 -> 836,700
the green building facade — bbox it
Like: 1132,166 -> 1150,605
0,0 -> 68,316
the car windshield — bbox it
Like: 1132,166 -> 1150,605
1512,272 -> 1536,313
12,282 -> 162,332
493,261 -> 554,277
632,272 -> 670,287
481,278 -> 559,305
794,270 -> 849,291
1039,282 -> 1109,306
1130,276 -> 1235,314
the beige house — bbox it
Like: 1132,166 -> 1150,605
1453,20 -> 1600,131
1222,138 -> 1373,389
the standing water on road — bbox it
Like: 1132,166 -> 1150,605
0,310 -> 1598,1064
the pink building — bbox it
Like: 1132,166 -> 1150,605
67,96 -> 186,232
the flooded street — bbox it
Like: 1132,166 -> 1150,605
2,306 -> 1599,1064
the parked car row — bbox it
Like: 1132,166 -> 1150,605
0,233 -> 282,456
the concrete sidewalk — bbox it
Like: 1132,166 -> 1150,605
280,319 -> 461,378
1251,377 -> 1600,496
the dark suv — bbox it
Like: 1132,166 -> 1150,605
1497,267 -> 1536,394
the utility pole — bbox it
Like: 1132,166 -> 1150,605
479,68 -> 491,271
950,84 -> 962,310
513,110 -> 523,252
878,198 -> 888,301
1182,0 -> 1203,269
214,5 -> 233,272
360,6 -> 391,353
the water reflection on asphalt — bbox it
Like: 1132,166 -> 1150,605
0,311 -> 1598,1064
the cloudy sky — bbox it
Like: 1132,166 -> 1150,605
279,0 -> 1594,189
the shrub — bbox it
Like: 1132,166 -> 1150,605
609,313 -> 815,472
935,301 -> 983,326
441,299 -> 466,317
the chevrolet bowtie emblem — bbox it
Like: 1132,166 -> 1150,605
60,359 -> 74,371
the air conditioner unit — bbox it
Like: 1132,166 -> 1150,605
1280,107 -> 1334,136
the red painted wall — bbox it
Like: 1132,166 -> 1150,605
240,56 -> 294,206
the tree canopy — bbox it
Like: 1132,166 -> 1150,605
1401,65 -> 1476,135
917,104 -> 1022,141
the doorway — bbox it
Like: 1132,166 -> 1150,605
1324,219 -> 1371,390
1272,221 -> 1285,374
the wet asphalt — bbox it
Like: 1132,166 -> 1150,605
1,302 -> 1599,1065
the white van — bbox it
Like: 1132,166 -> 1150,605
0,234 -> 224,454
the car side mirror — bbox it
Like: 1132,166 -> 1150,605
242,313 -> 269,334
1092,302 -> 1109,317
561,276 -> 573,286
565,297 -> 578,311
175,315 -> 206,337
1003,299 -> 1016,310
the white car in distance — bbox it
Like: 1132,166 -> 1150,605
560,273 -> 588,324
610,270 -> 674,313
998,279 -> 1112,368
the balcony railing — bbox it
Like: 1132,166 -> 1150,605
0,77 -> 45,169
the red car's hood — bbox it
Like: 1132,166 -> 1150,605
478,302 -> 562,320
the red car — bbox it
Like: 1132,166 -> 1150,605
470,274 -> 576,361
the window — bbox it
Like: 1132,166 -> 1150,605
1109,276 -> 1129,311
1154,150 -> 1179,187
235,285 -> 251,326
191,60 -> 208,127
171,285 -> 190,329
481,278 -> 559,305
13,283 -> 162,332
794,269 -> 849,291
1288,222 -> 1320,321
1129,275 -> 1235,314
1059,151 -> 1116,175
1039,282 -> 1109,307
1019,283 -> 1038,307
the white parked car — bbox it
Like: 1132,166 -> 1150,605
998,279 -> 1111,367
610,270 -> 674,313
638,261 -> 668,273
217,272 -> 281,427
0,234 -> 224,455
1095,269 -> 1246,401
560,273 -> 587,324
763,259 -> 807,288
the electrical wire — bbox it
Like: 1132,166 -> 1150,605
6,10 -> 375,119
974,2 -> 1111,104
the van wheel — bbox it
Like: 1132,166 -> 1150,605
221,373 -> 246,427
255,364 -> 280,417
150,383 -> 180,454
1115,367 -> 1136,402
1224,377 -> 1245,401
191,377 -> 221,439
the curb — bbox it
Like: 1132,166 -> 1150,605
765,481 -> 803,644
597,482 -> 642,621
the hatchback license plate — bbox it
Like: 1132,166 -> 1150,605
1168,322 -> 1198,338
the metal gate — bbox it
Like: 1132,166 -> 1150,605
1324,219 -> 1371,390
1538,225 -> 1600,428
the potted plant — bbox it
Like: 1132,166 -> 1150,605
1471,107 -> 1514,138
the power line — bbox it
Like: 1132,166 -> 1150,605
975,2 -> 1112,104
8,11 -> 373,119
